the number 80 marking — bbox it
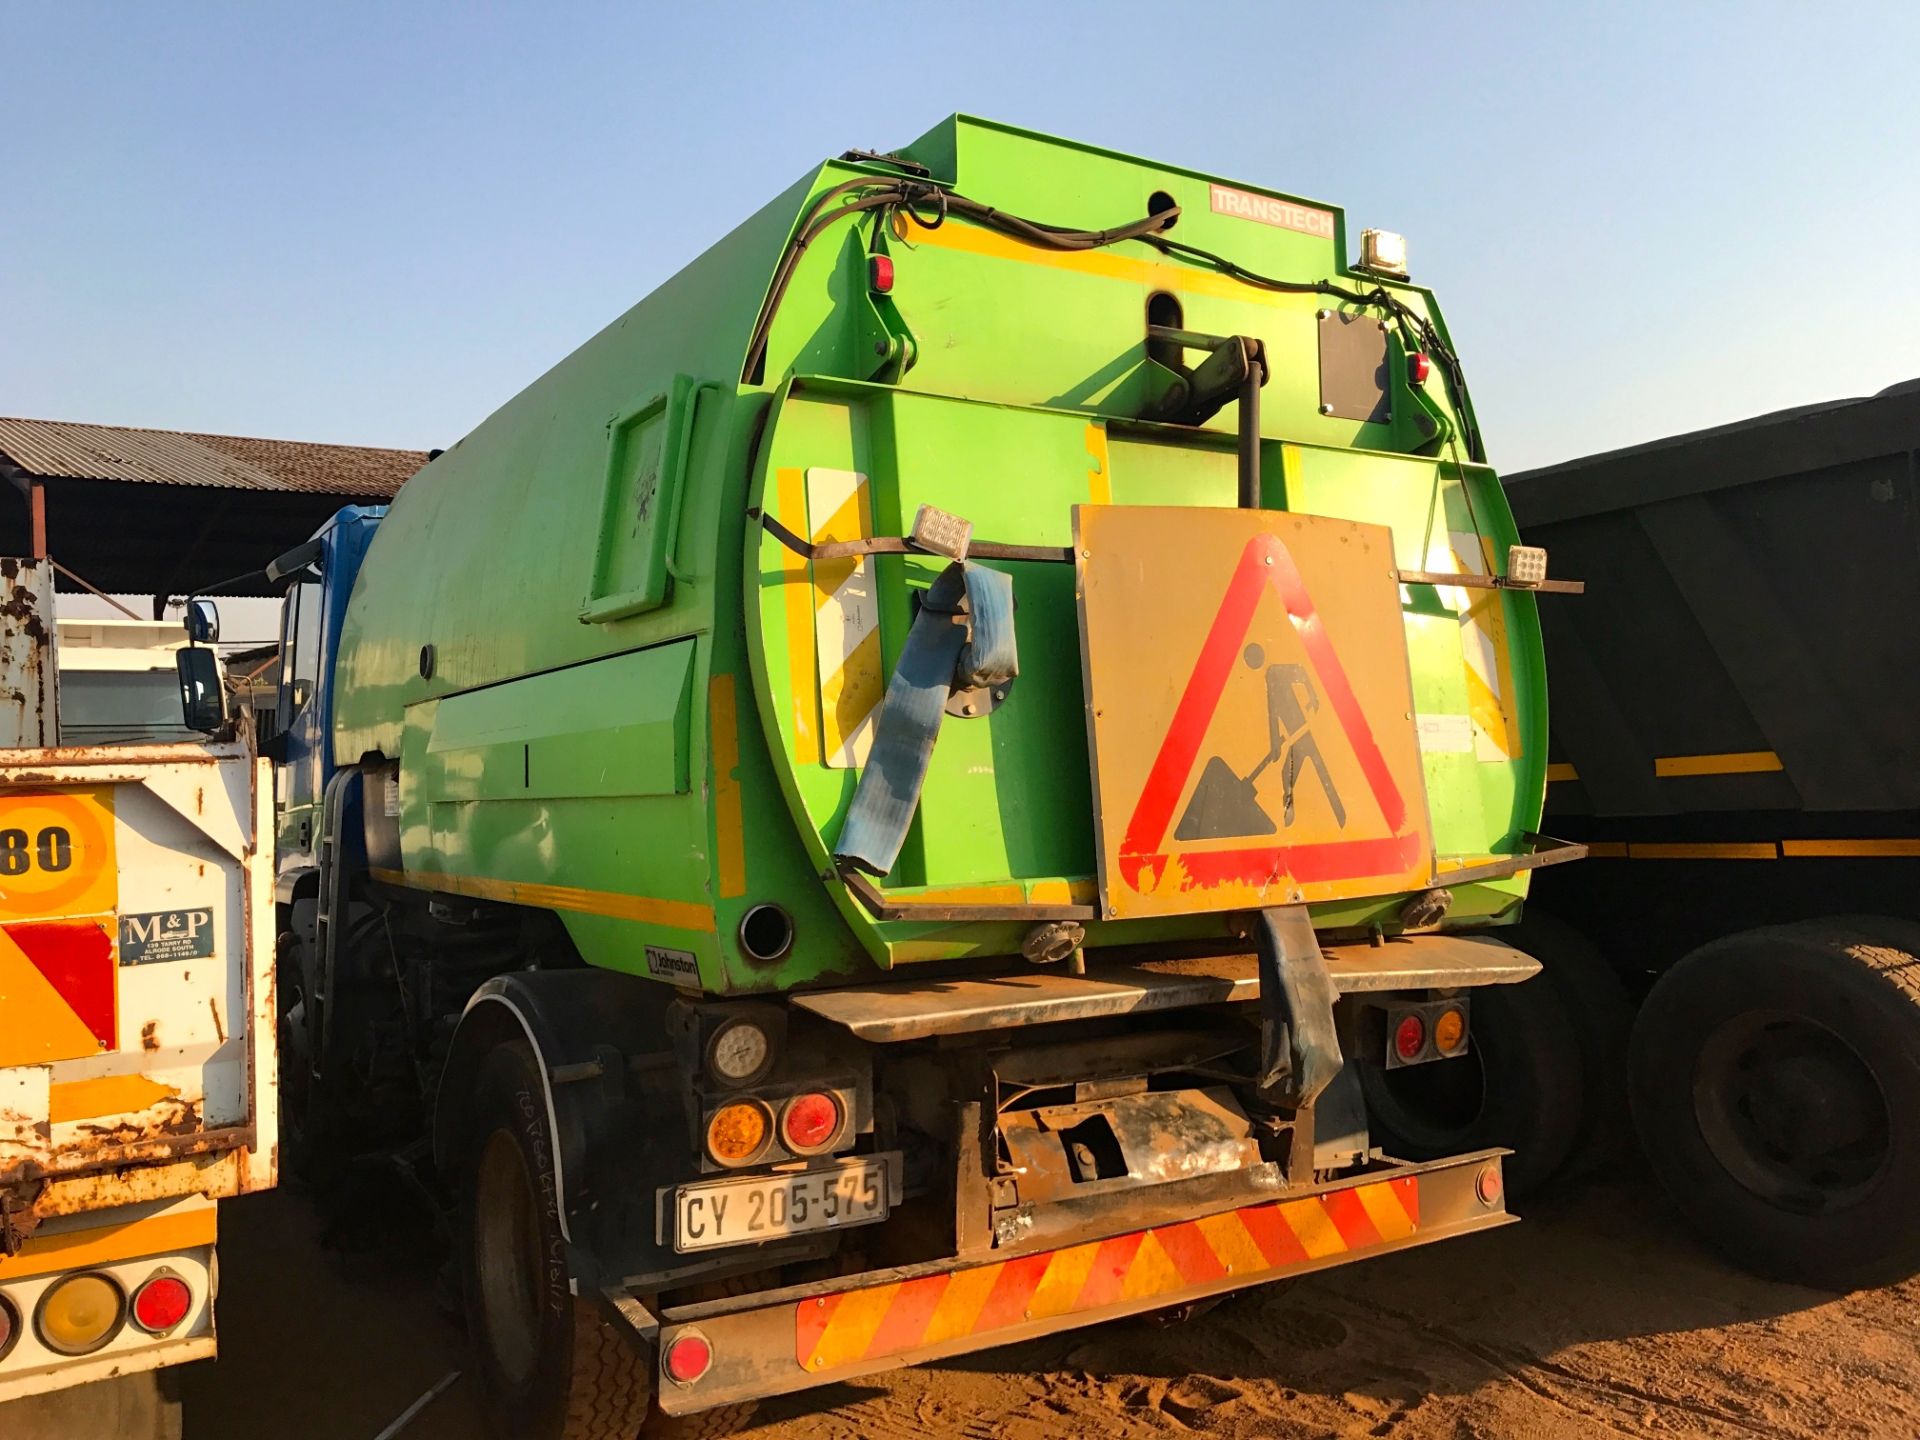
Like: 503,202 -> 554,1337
0,826 -> 73,876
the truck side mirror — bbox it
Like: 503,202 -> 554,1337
176,647 -> 226,733
184,599 -> 221,644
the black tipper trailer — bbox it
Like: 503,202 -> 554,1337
1498,380 -> 1920,1290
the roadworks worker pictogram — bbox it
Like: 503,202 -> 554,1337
1176,646 -> 1347,841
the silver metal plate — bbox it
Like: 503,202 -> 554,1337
674,1156 -> 892,1253
792,936 -> 1541,1042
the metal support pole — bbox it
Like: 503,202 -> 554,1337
28,478 -> 46,559
1237,340 -> 1267,510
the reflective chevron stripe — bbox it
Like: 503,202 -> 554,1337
1416,531 -> 1520,762
807,468 -> 883,769
795,1176 -> 1419,1372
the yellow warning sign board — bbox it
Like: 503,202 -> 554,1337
1075,506 -> 1432,919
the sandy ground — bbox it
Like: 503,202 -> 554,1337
179,1166 -> 1920,1440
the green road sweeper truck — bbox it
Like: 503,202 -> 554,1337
260,116 -> 1581,1437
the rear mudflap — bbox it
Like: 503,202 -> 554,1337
646,1148 -> 1512,1415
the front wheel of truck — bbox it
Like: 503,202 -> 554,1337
457,1039 -> 754,1440
1630,919 -> 1920,1291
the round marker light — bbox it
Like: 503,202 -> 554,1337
663,1329 -> 713,1385
0,1293 -> 17,1360
868,254 -> 895,294
36,1273 -> 124,1356
707,1018 -> 772,1086
1407,351 -> 1432,384
131,1274 -> 192,1334
1433,1006 -> 1467,1055
1476,1162 -> 1505,1207
782,1092 -> 841,1153
706,1101 -> 770,1166
1394,1013 -> 1427,1062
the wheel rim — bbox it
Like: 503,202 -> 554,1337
1693,1011 -> 1892,1214
475,1127 -> 546,1385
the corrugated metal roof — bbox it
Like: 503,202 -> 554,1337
0,417 -> 426,497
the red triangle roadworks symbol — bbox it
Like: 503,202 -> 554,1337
1118,531 -> 1424,898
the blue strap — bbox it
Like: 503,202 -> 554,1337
834,561 -> 1016,877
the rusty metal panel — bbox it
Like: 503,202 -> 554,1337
1074,505 -> 1433,918
0,558 -> 57,749
998,1086 -> 1259,1206
0,743 -> 275,1199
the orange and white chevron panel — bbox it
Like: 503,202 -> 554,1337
806,468 -> 883,770
795,1176 -> 1419,1372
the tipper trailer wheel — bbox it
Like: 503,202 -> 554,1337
457,1039 -> 755,1440
1629,919 -> 1920,1290
1357,974 -> 1583,1196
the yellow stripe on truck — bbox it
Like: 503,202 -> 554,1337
48,1074 -> 178,1123
0,1205 -> 216,1283
1653,750 -> 1783,777
369,869 -> 715,933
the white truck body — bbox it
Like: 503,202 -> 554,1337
0,561 -> 275,1406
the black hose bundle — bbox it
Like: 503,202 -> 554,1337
741,175 -> 1481,462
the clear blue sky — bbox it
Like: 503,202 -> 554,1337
5,2 -> 1916,473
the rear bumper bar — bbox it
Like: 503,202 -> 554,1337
649,1147 -> 1512,1414
791,934 -> 1540,1042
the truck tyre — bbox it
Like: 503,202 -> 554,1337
1507,912 -> 1635,1174
457,1038 -> 756,1440
1629,919 -> 1920,1291
1358,972 -> 1583,1196
459,1038 -> 650,1440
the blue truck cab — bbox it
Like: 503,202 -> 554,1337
267,505 -> 384,898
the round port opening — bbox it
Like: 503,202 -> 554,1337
738,904 -> 794,964
1147,189 -> 1178,227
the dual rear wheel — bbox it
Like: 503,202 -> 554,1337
1629,918 -> 1920,1290
1362,913 -> 1920,1291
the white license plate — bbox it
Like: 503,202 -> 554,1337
674,1157 -> 891,1253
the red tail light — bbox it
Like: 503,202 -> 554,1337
663,1329 -> 713,1384
0,1293 -> 17,1359
130,1274 -> 192,1334
1408,351 -> 1432,383
782,1092 -> 842,1153
1476,1163 -> 1505,1207
1394,1013 -> 1427,1061
868,254 -> 894,294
